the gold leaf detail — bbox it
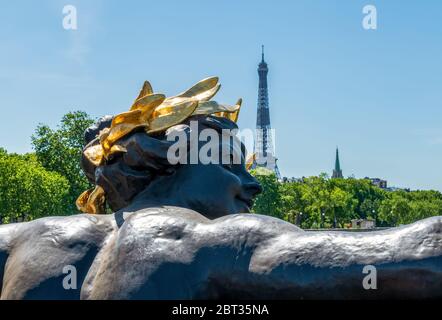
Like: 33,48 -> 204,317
147,100 -> 199,134
76,186 -> 106,214
105,123 -> 146,152
246,153 -> 256,171
134,80 -> 153,101
192,100 -> 240,116
83,144 -> 104,167
131,93 -> 165,121
76,189 -> 92,212
174,76 -> 219,99
112,110 -> 142,127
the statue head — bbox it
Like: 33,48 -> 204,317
78,78 -> 262,219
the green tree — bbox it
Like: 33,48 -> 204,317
285,175 -> 324,228
250,170 -> 442,229
279,181 -> 304,225
0,151 -> 70,223
378,190 -> 442,226
333,178 -> 386,220
329,185 -> 358,228
250,168 -> 283,219
31,111 -> 94,213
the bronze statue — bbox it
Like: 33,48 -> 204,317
0,78 -> 441,299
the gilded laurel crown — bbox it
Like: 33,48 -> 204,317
77,77 -> 255,214
84,76 -> 242,168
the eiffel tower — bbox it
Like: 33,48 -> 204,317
253,46 -> 281,179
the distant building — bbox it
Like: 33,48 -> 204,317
332,147 -> 343,178
351,219 -> 376,229
385,186 -> 411,192
366,177 -> 388,189
282,177 -> 303,183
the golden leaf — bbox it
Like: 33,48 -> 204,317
151,96 -> 190,119
105,123 -> 146,149
75,186 -> 106,214
87,186 -> 106,214
246,153 -> 256,171
83,144 -> 104,167
98,128 -> 110,152
192,100 -> 240,116
135,80 -> 153,101
98,127 -> 110,141
130,93 -> 165,121
147,100 -> 199,134
192,83 -> 221,102
225,99 -> 242,123
112,110 -> 142,127
76,188 -> 93,212
174,76 -> 219,99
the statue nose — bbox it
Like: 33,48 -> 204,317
243,180 -> 263,198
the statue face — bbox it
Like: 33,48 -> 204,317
172,130 -> 263,218
149,121 -> 263,219
173,158 -> 262,219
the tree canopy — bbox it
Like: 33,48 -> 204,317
31,111 -> 94,214
0,150 -> 70,223
251,171 -> 442,228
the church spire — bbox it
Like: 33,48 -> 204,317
332,147 -> 343,178
335,147 -> 341,172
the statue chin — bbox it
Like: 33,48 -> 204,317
0,207 -> 441,300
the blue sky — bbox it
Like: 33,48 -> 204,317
0,0 -> 441,191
